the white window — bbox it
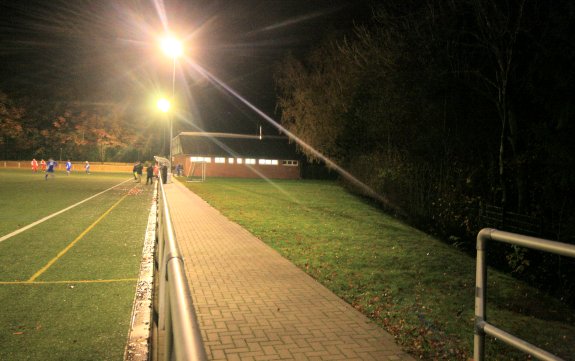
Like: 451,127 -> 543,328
245,158 -> 256,165
191,156 -> 212,163
237,158 -> 243,164
258,159 -> 279,165
215,157 -> 225,164
228,158 -> 235,164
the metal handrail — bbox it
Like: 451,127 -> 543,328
474,228 -> 575,361
155,176 -> 207,361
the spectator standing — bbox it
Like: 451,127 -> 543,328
153,163 -> 159,178
161,164 -> 168,184
31,158 -> 38,173
135,161 -> 144,183
45,158 -> 57,180
65,160 -> 72,175
145,163 -> 154,185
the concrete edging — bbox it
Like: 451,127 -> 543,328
124,182 -> 158,361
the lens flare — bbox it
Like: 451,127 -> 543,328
157,98 -> 171,112
161,37 -> 183,58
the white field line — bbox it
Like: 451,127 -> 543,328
0,178 -> 132,243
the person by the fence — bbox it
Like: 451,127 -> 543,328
85,161 -> 90,174
135,161 -> 143,183
145,163 -> 154,185
161,164 -> 167,184
65,160 -> 72,175
31,158 -> 38,173
153,163 -> 159,178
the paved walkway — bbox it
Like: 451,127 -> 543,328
164,179 -> 414,361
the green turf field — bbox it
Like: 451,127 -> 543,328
0,169 -> 154,361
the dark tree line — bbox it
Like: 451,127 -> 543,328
275,0 -> 575,303
0,90 -> 164,163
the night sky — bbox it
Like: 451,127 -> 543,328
0,0 -> 373,134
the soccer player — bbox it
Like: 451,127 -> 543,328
31,158 -> 38,173
65,160 -> 72,175
45,158 -> 57,180
85,161 -> 90,174
40,159 -> 46,171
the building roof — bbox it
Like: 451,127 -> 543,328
173,132 -> 298,160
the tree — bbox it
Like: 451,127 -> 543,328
456,0 -> 527,211
276,38 -> 360,164
0,91 -> 26,159
275,0 -> 575,307
0,90 -> 156,162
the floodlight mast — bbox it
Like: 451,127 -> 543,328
160,36 -> 182,175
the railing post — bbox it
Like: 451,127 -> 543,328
156,187 -> 166,334
474,228 -> 575,361
157,192 -> 165,269
158,240 -> 168,331
474,228 -> 490,361
163,269 -> 173,361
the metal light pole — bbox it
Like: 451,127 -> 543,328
160,37 -> 182,174
170,55 -> 175,167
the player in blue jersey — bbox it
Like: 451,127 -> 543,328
65,160 -> 72,175
45,159 -> 57,180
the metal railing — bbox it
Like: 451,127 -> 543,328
474,228 -> 575,361
154,176 -> 207,361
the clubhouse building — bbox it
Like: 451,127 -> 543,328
171,132 -> 301,180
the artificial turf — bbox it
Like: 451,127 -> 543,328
0,169 -> 154,361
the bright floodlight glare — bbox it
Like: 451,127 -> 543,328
161,37 -> 182,58
157,98 -> 171,113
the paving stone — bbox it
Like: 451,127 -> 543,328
164,180 -> 415,361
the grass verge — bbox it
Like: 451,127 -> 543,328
180,177 -> 575,360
